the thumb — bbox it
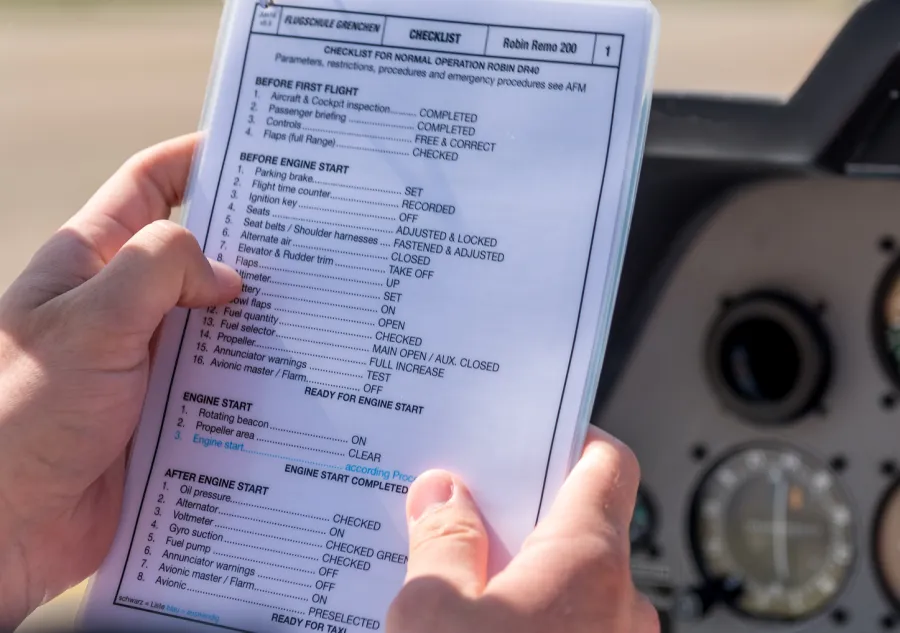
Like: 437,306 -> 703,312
68,219 -> 242,339
404,470 -> 489,598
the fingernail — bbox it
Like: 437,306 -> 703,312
584,426 -> 623,454
408,471 -> 454,523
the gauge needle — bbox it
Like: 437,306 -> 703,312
773,471 -> 790,581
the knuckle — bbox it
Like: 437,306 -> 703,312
122,146 -> 176,207
411,513 -> 484,553
605,542 -> 632,581
144,219 -> 193,248
122,145 -> 156,180
581,535 -> 631,585
138,220 -> 199,263
542,533 -> 632,608
120,139 -> 191,210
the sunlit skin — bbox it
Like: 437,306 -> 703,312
0,135 -> 657,633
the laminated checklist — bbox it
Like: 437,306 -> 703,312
80,0 -> 658,630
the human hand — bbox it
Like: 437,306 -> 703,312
388,426 -> 657,633
0,135 -> 242,629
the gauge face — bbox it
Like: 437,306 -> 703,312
873,258 -> 900,386
875,483 -> 900,606
691,446 -> 855,621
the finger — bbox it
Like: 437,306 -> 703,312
488,427 -> 639,590
63,219 -> 241,339
481,430 -> 641,621
632,593 -> 661,633
534,426 -> 640,541
404,470 -> 489,598
63,133 -> 202,264
7,135 -> 203,311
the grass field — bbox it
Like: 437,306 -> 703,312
2,1 -> 856,630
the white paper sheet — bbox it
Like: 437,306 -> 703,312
79,0 -> 657,630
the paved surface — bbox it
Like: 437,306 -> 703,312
1,1 -> 854,630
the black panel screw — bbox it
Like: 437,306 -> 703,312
690,444 -> 708,463
830,608 -> 849,626
882,461 -> 898,478
829,455 -> 847,473
882,394 -> 897,410
880,236 -> 897,253
881,614 -> 897,630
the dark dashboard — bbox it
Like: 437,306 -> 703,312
594,0 -> 900,630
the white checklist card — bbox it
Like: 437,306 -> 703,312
80,0 -> 658,630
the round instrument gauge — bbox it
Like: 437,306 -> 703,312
875,483 -> 900,607
872,257 -> 900,387
706,292 -> 831,425
691,446 -> 855,621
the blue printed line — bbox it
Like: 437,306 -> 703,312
242,448 -> 343,471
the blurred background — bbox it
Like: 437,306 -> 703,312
0,0 -> 860,630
